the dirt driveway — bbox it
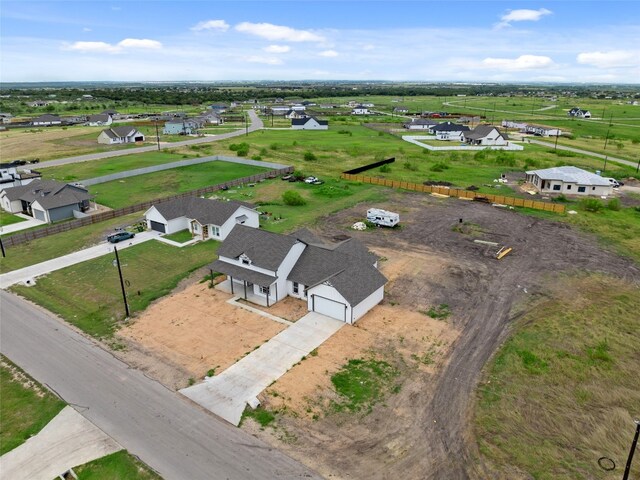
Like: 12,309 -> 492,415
243,191 -> 639,479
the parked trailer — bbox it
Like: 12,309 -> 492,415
367,208 -> 399,227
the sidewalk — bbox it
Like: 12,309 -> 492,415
0,214 -> 46,236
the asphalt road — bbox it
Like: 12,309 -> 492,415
0,290 -> 319,480
19,110 -> 264,170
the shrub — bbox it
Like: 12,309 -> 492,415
403,161 -> 418,171
282,190 -> 306,206
580,198 -> 604,212
259,147 -> 268,156
379,164 -> 392,173
554,194 -> 569,203
229,142 -> 249,156
269,143 -> 279,151
607,198 -> 621,211
303,151 -> 317,161
430,162 -> 449,172
495,151 -> 516,167
338,129 -> 353,136
251,155 -> 262,161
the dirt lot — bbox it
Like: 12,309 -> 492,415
240,191 -> 639,480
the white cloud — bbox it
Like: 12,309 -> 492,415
318,50 -> 338,57
496,8 -> 552,28
362,44 -> 375,51
577,50 -> 639,68
264,44 -> 290,53
82,27 -> 92,32
64,38 -> 162,54
244,56 -> 283,65
481,55 -> 554,70
235,22 -> 324,42
191,19 -> 230,32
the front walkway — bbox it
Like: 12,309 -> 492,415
0,231 -> 160,289
0,406 -> 121,480
0,214 -> 46,235
180,312 -> 344,425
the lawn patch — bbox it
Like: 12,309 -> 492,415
74,450 -> 161,479
162,229 -> 193,243
331,358 -> 399,413
241,406 -> 276,428
0,211 -> 27,227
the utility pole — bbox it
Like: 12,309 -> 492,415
622,420 -> 640,480
245,113 -> 248,136
554,129 -> 560,150
155,120 -> 160,151
0,236 -> 5,258
602,114 -> 612,172
113,246 -> 130,318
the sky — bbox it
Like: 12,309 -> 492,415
1,1 -> 639,84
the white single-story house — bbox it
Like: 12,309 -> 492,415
144,197 -> 259,240
291,116 -> 329,130
525,166 -> 613,196
270,106 -> 291,115
568,107 -> 591,118
393,106 -> 409,114
87,114 -> 112,127
163,119 -> 202,135
403,119 -> 438,130
502,120 -> 529,130
97,126 -> 145,145
0,179 -> 92,222
464,125 -> 509,146
210,226 -> 387,324
431,122 -> 470,141
32,114 -> 62,126
284,109 -> 307,120
0,163 -> 41,189
352,105 -> 369,115
524,124 -> 562,137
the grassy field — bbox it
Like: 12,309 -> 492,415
0,355 -> 65,455
39,150 -> 190,182
474,274 -> 640,479
11,240 -> 218,339
75,450 -> 161,480
0,210 -> 27,227
0,213 -> 142,273
89,161 -> 269,209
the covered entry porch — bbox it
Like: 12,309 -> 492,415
209,260 -> 279,307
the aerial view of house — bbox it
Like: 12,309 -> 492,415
524,166 -> 614,196
97,125 -> 145,144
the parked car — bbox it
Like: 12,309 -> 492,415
107,231 -> 135,243
304,176 -> 319,184
281,174 -> 293,181
605,178 -> 622,188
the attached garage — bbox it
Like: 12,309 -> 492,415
149,220 -> 167,233
32,208 -> 47,222
311,294 -> 347,322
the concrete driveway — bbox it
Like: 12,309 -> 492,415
0,406 -> 121,480
180,312 -> 344,425
0,231 -> 160,289
0,215 -> 46,236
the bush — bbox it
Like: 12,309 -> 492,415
495,152 -> 516,167
251,155 -> 262,161
229,142 -> 249,156
580,198 -> 604,212
259,147 -> 268,156
269,143 -> 279,151
282,190 -> 306,206
403,161 -> 418,171
430,162 -> 449,172
554,194 -> 569,203
379,164 -> 392,173
607,198 -> 621,211
303,151 -> 317,161
338,129 -> 353,136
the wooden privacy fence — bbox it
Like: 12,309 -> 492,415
341,173 -> 565,214
3,167 -> 293,248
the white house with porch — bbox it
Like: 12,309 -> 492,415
210,226 -> 387,324
144,197 -> 259,240
464,125 -> 509,146
525,166 -> 613,196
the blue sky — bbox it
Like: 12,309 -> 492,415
1,1 -> 639,83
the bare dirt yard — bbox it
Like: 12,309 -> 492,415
239,191 -> 639,480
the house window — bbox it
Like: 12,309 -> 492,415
192,223 -> 200,233
553,184 -> 561,191
242,258 -> 250,265
293,282 -> 299,294
592,187 -> 596,190
567,185 -> 572,190
259,286 -> 270,295
211,226 -> 220,237
578,186 -> 586,193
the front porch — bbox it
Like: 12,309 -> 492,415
217,278 -> 271,307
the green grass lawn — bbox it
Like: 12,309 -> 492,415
0,213 -> 143,274
40,150 -> 189,183
474,274 -> 640,479
0,210 -> 27,227
89,161 -> 269,209
0,355 -> 66,455
75,450 -> 161,480
11,240 -> 218,339
162,229 -> 193,243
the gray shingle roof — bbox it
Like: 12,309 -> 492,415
102,126 -> 141,139
291,116 -> 328,126
404,119 -> 437,126
526,166 -> 611,186
33,114 -> 60,122
208,259 -> 277,287
88,114 -> 110,123
152,197 -> 254,226
1,179 -> 90,208
432,122 -> 470,132
464,124 -> 505,140
217,224 -> 300,271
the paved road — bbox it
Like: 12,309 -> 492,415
0,231 -> 160,289
0,291 -> 320,480
525,138 -> 638,169
19,110 -> 264,170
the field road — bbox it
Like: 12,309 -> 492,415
18,109 -> 264,170
525,138 -> 639,170
0,290 -> 320,480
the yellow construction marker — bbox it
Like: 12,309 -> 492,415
496,247 -> 512,260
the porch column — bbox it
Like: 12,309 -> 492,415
266,288 -> 270,307
275,282 -> 278,302
230,275 -> 234,294
243,281 -> 247,299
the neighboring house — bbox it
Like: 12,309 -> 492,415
291,116 -> 329,130
361,102 -> 375,108
502,120 -> 528,130
290,105 -> 306,112
163,119 -> 201,135
101,109 -> 118,117
144,197 -> 259,240
351,105 -> 369,115
464,125 -> 509,146
270,106 -> 291,115
458,116 -> 481,124
284,109 -> 307,120
393,106 -> 409,114
431,122 -> 470,141
0,113 -> 13,124
568,107 -> 591,118
210,226 -> 387,323
97,126 -> 145,145
403,118 -> 437,130
27,100 -> 49,107
87,114 -> 112,127
32,114 -> 62,126
210,104 -> 227,113
524,124 -> 562,137
0,163 -> 41,188
199,112 -> 223,125
525,166 -> 612,196
0,179 -> 92,222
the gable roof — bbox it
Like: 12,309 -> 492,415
1,179 -> 90,208
432,122 -> 470,132
217,224 -> 301,271
101,126 -> 140,139
88,114 -> 110,123
152,197 -> 254,226
465,124 -> 506,140
291,116 -> 328,126
405,118 -> 437,126
526,166 -> 611,186
33,114 -> 60,122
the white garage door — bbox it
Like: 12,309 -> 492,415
312,295 -> 347,322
